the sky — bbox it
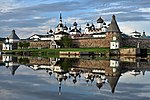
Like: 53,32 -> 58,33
0,0 -> 150,38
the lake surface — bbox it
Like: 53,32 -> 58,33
0,55 -> 150,100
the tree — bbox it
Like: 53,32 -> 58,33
18,42 -> 23,49
60,36 -> 72,48
18,41 -> 30,49
19,58 -> 29,64
23,42 -> 30,48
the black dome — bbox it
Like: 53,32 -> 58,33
63,25 -> 68,30
73,22 -> 77,26
97,17 -> 104,23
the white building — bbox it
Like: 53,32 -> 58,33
92,32 -> 106,38
29,34 -> 55,41
55,13 -> 68,33
84,17 -> 108,35
54,13 -> 69,40
110,60 -> 119,73
69,22 -> 81,35
110,36 -> 119,49
3,30 -> 20,50
97,17 -> 104,28
54,32 -> 69,40
2,55 -> 20,75
130,31 -> 141,38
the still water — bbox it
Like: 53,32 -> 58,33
0,55 -> 150,100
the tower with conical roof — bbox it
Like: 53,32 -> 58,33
107,75 -> 120,93
106,15 -> 122,49
2,29 -> 20,50
107,15 -> 120,32
8,29 -> 20,43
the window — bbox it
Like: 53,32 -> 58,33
113,36 -> 117,40
112,43 -> 114,46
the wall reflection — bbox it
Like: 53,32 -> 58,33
0,55 -> 150,95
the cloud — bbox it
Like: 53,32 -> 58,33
0,17 -> 54,38
82,0 -> 150,21
0,0 -> 150,38
0,1 -> 83,21
0,0 -> 21,13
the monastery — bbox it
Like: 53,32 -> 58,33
1,13 -> 150,54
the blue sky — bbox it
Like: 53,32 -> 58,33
0,0 -> 150,38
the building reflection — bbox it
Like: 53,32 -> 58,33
2,55 -> 20,75
0,55 -> 150,95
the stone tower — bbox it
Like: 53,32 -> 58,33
106,15 -> 122,48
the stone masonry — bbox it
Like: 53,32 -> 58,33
72,38 -> 110,48
29,41 -> 51,49
122,38 -> 150,48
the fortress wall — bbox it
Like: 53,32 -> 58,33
75,59 -> 120,76
28,37 -> 150,49
122,38 -> 150,48
29,57 -> 50,65
120,61 -> 150,70
29,41 -> 50,48
72,38 -> 110,48
29,38 -> 111,49
75,59 -> 110,69
120,48 -> 137,56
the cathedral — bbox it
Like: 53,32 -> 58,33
53,13 -> 108,39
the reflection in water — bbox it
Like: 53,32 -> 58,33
0,55 -> 150,96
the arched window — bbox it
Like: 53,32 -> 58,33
113,36 -> 117,41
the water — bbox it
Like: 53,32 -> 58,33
0,55 -> 150,100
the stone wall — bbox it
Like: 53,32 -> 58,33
120,48 -> 137,56
28,38 -> 112,49
72,32 -> 122,48
72,38 -> 110,48
122,38 -> 150,48
75,59 -> 120,76
75,59 -> 110,69
28,36 -> 150,49
29,57 -> 50,65
120,61 -> 150,70
29,41 -> 50,49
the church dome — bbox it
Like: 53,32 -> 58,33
97,17 -> 104,23
130,31 -> 141,38
49,29 -> 53,33
63,25 -> 68,30
96,83 -> 103,90
131,31 -> 141,35
86,23 -> 90,26
103,22 -> 106,25
73,22 -> 78,26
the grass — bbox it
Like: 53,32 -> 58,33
4,47 -> 109,53
1,47 -> 109,58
